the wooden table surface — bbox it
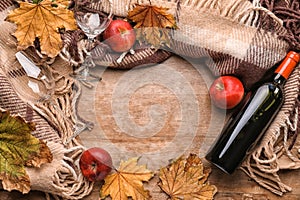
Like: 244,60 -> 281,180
1,56 -> 300,199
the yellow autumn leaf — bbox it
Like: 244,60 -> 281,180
5,0 -> 77,58
127,4 -> 177,47
52,0 -> 71,7
100,157 -> 154,200
159,154 -> 217,200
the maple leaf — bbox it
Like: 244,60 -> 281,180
51,0 -> 71,7
100,157 -> 154,200
159,154 -> 217,200
127,4 -> 177,47
5,0 -> 77,58
0,110 -> 53,193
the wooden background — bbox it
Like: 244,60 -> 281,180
1,56 -> 300,199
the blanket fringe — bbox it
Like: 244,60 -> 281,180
0,3 -> 100,198
52,146 -> 93,200
241,66 -> 300,194
26,55 -> 94,199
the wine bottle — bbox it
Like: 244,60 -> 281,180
205,51 -> 300,174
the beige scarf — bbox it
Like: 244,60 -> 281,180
91,0 -> 300,196
0,2 -> 93,199
0,0 -> 299,198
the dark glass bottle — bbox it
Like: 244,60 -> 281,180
205,51 -> 300,174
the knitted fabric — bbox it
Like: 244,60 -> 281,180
0,1 -> 93,199
1,0 -> 300,198
94,0 -> 300,196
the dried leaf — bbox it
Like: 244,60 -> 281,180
127,4 -> 177,47
52,0 -> 71,7
159,154 -> 217,200
0,110 -> 53,193
100,157 -> 154,200
5,0 -> 77,58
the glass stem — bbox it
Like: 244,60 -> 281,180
81,37 -> 95,80
87,36 -> 95,51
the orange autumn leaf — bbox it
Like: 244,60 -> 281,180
100,157 -> 154,200
159,154 -> 217,200
52,0 -> 71,7
127,4 -> 177,47
5,0 -> 77,58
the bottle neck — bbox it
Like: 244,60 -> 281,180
273,73 -> 286,85
272,51 -> 299,85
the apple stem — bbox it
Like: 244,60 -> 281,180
116,48 -> 135,63
129,48 -> 135,55
113,167 -> 120,173
116,51 -> 128,63
216,82 -> 224,91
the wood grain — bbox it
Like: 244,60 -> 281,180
1,56 -> 300,199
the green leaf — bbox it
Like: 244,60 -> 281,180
0,110 -> 52,193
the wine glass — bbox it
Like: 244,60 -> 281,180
72,0 -> 113,82
66,0 -> 113,144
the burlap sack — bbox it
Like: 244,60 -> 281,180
0,2 -> 93,199
91,0 -> 300,196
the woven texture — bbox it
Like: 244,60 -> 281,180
59,19 -> 173,70
0,2 -> 93,199
0,0 -> 299,198
95,0 -> 300,196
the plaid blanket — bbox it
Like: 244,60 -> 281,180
90,0 -> 300,196
0,1 -> 93,199
0,0 -> 299,198
82,0 -> 300,195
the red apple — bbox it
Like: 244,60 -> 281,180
209,76 -> 244,109
103,19 -> 136,52
79,147 -> 113,182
